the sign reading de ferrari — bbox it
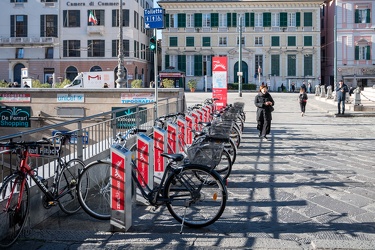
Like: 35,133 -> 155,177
0,106 -> 31,127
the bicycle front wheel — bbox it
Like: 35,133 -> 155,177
77,160 -> 111,220
164,164 -> 227,228
214,148 -> 232,180
0,174 -> 30,248
57,159 -> 86,215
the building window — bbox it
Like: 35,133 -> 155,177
170,14 -> 177,28
287,55 -> 296,76
112,9 -> 130,27
263,13 -> 271,27
87,10 -> 104,26
11,0 -> 28,2
112,39 -> 130,57
134,11 -> 139,29
288,13 -> 296,27
304,54 -> 313,76
255,36 -> 263,46
304,12 -> 313,26
271,36 -> 280,46
186,37 -> 194,47
237,36 -> 245,45
202,13 -> 211,28
41,15 -> 57,37
202,37 -> 211,47
44,68 -> 54,84
177,13 -> 186,28
66,66 -> 78,81
16,48 -> 24,59
63,10 -> 80,27
134,40 -> 139,58
186,55 -> 194,76
355,45 -> 371,60
355,9 -> 371,23
170,37 -> 178,47
219,37 -> 227,46
219,13 -> 227,27
255,13 -> 263,27
63,40 -> 80,57
203,55 -> 211,76
186,14 -> 194,28
271,13 -> 280,27
288,36 -> 296,46
88,40 -> 105,57
271,55 -> 280,76
304,36 -> 312,46
45,47 -> 53,59
11,15 -> 27,37
255,55 -> 263,76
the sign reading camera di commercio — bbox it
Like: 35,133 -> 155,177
0,106 -> 31,128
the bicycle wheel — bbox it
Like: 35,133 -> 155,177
164,164 -> 227,228
0,174 -> 30,248
224,138 -> 237,165
57,159 -> 86,215
214,148 -> 232,180
230,125 -> 241,148
77,160 -> 111,220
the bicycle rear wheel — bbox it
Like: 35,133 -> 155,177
77,160 -> 111,220
164,164 -> 227,228
57,159 -> 86,215
214,148 -> 232,180
0,174 -> 30,248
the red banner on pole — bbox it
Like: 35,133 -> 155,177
212,57 -> 228,110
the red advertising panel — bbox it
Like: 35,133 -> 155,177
111,151 -> 125,211
212,56 -> 228,110
202,106 -> 210,122
167,123 -> 178,154
137,137 -> 149,187
185,114 -> 195,145
191,111 -> 200,131
177,118 -> 187,153
153,127 -> 167,179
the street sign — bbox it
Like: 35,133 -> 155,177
144,8 -> 164,29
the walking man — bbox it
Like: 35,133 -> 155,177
336,80 -> 348,115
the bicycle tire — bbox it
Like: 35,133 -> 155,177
214,148 -> 233,180
0,174 -> 30,248
164,164 -> 227,228
57,159 -> 86,215
224,138 -> 237,165
77,160 -> 111,220
230,125 -> 241,148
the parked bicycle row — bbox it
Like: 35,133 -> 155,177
0,99 -> 245,247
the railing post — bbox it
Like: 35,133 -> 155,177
166,98 -> 169,115
136,105 -> 140,129
77,121 -> 83,160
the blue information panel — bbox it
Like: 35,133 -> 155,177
144,8 -> 164,29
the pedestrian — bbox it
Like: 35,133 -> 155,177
281,83 -> 285,92
23,81 -> 30,88
298,87 -> 308,116
307,82 -> 312,93
301,81 -> 307,91
336,80 -> 349,115
159,82 -> 164,88
103,82 -> 109,88
291,82 -> 296,93
254,85 -> 275,141
149,81 -> 154,88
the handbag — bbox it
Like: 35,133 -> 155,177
269,106 -> 274,112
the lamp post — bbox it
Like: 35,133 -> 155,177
116,0 -> 126,88
238,16 -> 243,97
333,0 -> 337,88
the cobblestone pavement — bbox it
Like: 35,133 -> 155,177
8,92 -> 375,250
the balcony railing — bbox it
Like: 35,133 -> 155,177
87,26 -> 105,35
0,37 -> 56,45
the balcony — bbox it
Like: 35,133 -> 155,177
0,37 -> 56,46
87,26 -> 105,35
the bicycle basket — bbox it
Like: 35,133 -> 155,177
233,102 -> 245,112
187,141 -> 224,167
221,110 -> 238,121
209,120 -> 233,139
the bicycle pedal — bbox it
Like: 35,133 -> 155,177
48,201 -> 57,206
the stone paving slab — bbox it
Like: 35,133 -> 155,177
7,92 -> 375,250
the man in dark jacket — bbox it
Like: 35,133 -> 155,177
254,85 -> 275,141
336,80 -> 348,115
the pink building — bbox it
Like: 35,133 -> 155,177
321,0 -> 375,89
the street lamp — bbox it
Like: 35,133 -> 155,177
116,0 -> 126,88
238,16 -> 243,97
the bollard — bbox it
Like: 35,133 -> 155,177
153,127 -> 167,183
326,86 -> 333,99
320,85 -> 326,98
315,85 -> 320,96
353,87 -> 361,105
110,145 -> 132,231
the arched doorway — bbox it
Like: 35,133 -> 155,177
234,61 -> 248,84
66,66 -> 78,81
13,63 -> 25,84
90,66 -> 102,72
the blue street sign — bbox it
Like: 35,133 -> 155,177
144,8 -> 165,29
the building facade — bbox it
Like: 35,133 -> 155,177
0,0 -> 154,87
158,0 -> 323,91
321,0 -> 375,89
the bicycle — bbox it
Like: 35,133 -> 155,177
76,127 -> 227,231
0,133 -> 88,247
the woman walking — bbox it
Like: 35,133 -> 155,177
254,85 -> 275,141
299,87 -> 308,116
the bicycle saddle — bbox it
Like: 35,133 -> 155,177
160,153 -> 184,162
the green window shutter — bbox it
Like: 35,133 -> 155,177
227,13 -> 232,27
250,13 -> 254,27
263,13 -> 271,27
288,36 -> 296,46
355,10 -> 359,23
296,12 -> 300,27
304,36 -> 312,46
40,15 -> 45,37
304,55 -> 313,76
366,45 -> 371,60
232,13 -> 237,27
271,36 -> 279,46
271,55 -> 280,76
165,14 -> 170,28
211,13 -> 219,27
165,55 -> 170,68
245,13 -> 250,27
202,37 -> 211,47
178,13 -> 186,28
170,37 -> 178,47
186,37 -> 194,47
304,12 -> 312,26
280,13 -> 287,27
366,9 -> 371,23
194,13 -> 202,27
194,55 -> 203,76
178,55 -> 186,72
355,46 -> 359,60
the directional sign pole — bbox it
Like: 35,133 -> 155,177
154,29 -> 158,119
